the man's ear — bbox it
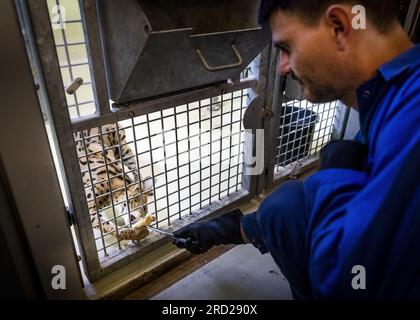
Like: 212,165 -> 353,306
324,5 -> 353,51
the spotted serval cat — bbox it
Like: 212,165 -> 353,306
74,124 -> 152,236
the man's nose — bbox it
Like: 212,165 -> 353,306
278,51 -> 291,76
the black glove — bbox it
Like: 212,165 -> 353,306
172,209 -> 245,254
319,140 -> 369,172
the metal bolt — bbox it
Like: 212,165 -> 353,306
262,108 -> 274,119
66,77 -> 83,95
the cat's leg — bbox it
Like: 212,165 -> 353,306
88,197 -> 116,234
114,124 -> 140,182
86,184 -> 116,235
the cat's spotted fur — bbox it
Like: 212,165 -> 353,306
74,124 -> 151,235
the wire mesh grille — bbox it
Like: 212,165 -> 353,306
74,90 -> 249,259
275,99 -> 338,172
46,0 -> 97,119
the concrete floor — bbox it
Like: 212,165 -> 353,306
151,244 -> 293,300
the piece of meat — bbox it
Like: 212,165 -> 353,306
132,214 -> 156,230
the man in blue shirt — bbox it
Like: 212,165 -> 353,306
173,0 -> 420,299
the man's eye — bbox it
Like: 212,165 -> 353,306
280,46 -> 290,53
275,43 -> 290,54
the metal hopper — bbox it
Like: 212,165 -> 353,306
97,0 -> 271,103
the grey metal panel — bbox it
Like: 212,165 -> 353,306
26,0 -> 102,281
242,96 -> 265,130
97,0 -> 271,103
121,28 -> 268,102
97,0 -> 150,101
139,0 -> 261,33
190,28 -> 268,69
80,0 -> 111,116
121,28 -> 198,101
259,46 -> 284,193
0,0 -> 85,298
241,47 -> 274,195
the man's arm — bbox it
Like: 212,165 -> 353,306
172,208 -> 245,254
305,89 -> 420,298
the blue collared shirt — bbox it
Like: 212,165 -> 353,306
242,44 -> 420,298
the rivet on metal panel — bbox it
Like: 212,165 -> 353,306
262,108 -> 274,119
128,111 -> 136,118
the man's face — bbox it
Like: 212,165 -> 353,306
270,9 -> 356,104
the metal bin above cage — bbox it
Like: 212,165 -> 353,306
97,0 -> 271,104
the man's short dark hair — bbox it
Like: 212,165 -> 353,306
259,0 -> 399,32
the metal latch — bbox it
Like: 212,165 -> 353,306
243,96 -> 273,129
66,77 -> 83,95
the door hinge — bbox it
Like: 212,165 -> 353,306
66,207 -> 75,226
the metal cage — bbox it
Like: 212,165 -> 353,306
20,0 -> 343,282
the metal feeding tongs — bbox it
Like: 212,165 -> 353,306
147,225 -> 194,248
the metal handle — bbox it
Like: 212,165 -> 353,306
196,44 -> 243,72
66,77 -> 83,95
